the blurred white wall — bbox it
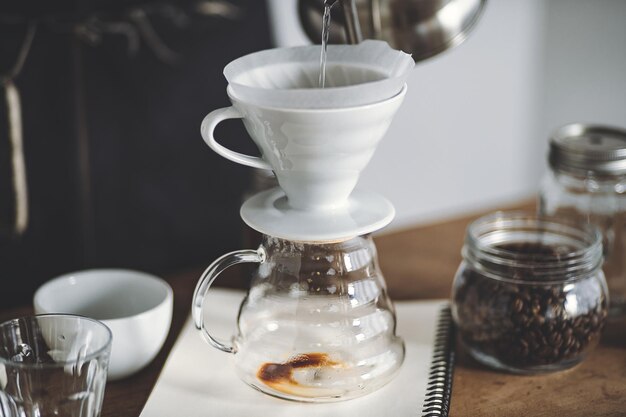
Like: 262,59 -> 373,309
538,0 -> 626,144
266,0 -> 626,231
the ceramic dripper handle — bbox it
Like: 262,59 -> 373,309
192,248 -> 265,353
200,106 -> 272,170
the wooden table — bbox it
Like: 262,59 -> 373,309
2,203 -> 625,416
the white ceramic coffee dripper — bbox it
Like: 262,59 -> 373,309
200,41 -> 412,211
201,85 -> 406,210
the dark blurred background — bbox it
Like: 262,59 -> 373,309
0,0 -> 271,308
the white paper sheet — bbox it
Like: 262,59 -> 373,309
139,289 -> 445,417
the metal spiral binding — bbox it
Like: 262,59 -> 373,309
421,305 -> 456,417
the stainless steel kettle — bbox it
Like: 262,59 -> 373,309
298,0 -> 486,62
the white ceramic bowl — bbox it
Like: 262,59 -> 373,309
34,269 -> 173,381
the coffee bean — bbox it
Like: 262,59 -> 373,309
531,304 -> 541,316
548,332 -> 562,347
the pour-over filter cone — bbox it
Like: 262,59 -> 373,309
224,84 -> 406,211
224,40 -> 414,109
201,42 -> 410,212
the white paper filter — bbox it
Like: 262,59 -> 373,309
224,40 -> 414,109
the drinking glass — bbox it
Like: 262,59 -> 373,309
0,315 -> 112,417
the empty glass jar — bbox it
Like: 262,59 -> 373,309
452,212 -> 608,374
540,123 -> 626,316
192,234 -> 405,402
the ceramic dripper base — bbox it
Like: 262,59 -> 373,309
240,187 -> 395,242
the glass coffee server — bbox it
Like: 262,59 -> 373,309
193,234 -> 404,401
540,123 -> 626,316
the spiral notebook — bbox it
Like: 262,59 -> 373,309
139,289 -> 455,417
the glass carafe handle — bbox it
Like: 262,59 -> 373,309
192,248 -> 265,353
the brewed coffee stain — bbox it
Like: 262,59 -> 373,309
257,353 -> 340,388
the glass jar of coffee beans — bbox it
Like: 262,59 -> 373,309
452,212 -> 608,373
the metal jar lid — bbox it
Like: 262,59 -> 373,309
549,123 -> 626,176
